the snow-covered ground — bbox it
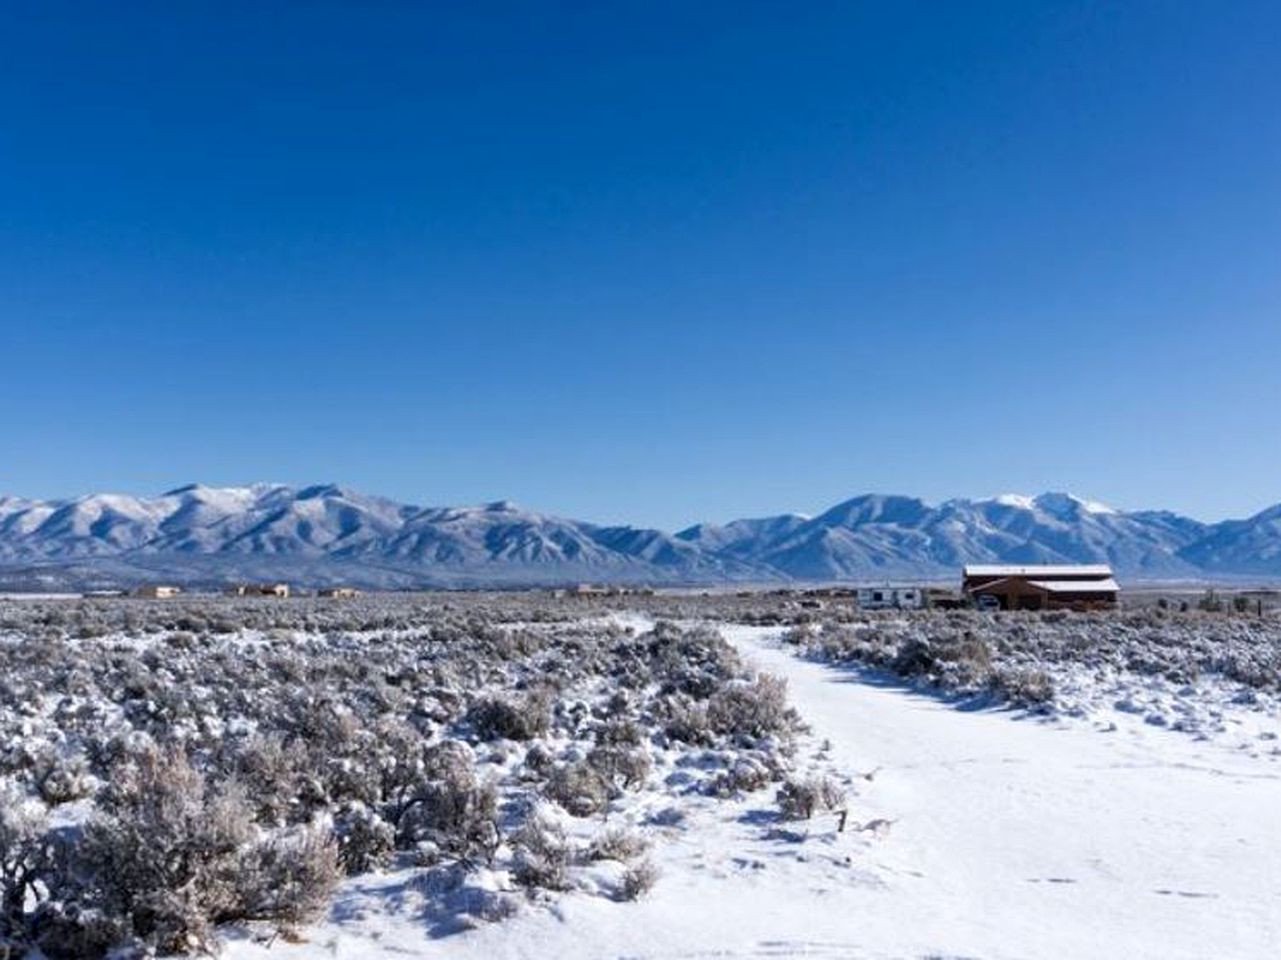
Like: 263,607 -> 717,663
226,623 -> 1281,959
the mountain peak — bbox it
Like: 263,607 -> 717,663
1033,492 -> 1117,516
0,484 -> 1274,587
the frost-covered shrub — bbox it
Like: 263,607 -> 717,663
661,698 -> 713,746
511,812 -> 571,891
934,634 -> 993,685
32,753 -> 94,807
0,781 -> 53,948
644,622 -> 741,698
0,593 -> 832,951
30,901 -> 126,960
618,858 -> 659,900
892,638 -> 936,677
75,748 -> 255,952
991,667 -> 1054,707
522,742 -> 555,778
707,674 -> 794,740
233,825 -> 342,926
586,743 -> 651,791
395,764 -> 499,864
58,747 -> 339,954
230,735 -> 308,825
545,761 -> 611,817
466,691 -> 551,741
585,826 -> 649,863
333,802 -> 395,875
708,756 -> 774,797
775,775 -> 844,821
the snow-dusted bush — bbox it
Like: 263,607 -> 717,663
586,825 -> 649,863
617,858 -> 659,900
544,761 -> 611,817
333,802 -> 395,874
586,740 -> 652,792
234,825 -> 342,927
75,748 -> 254,952
511,812 -> 571,891
31,753 -> 94,807
0,781 -> 53,950
790,608 -> 1281,711
0,594 -> 826,953
708,755 -> 776,797
49,748 -> 340,955
466,691 -> 551,741
394,762 -> 500,864
707,674 -> 795,740
776,775 -> 844,821
991,666 -> 1055,707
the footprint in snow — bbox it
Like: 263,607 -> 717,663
856,817 -> 896,838
1154,888 -> 1219,899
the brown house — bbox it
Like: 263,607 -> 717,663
962,564 -> 1118,611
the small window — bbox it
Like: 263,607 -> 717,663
873,591 -> 883,602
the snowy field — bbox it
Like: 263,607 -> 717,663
239,625 -> 1281,960
1,594 -> 1278,958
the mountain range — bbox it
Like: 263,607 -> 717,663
0,484 -> 1277,591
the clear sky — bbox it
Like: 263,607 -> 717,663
2,2 -> 1279,529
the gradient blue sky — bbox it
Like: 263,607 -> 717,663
2,2 -> 1279,529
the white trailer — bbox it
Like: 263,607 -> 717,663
857,586 -> 924,610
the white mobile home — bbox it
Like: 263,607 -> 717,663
857,586 -> 923,610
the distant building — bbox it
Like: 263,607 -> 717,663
318,587 -> 360,598
226,583 -> 291,598
857,586 -> 923,610
962,564 -> 1119,611
565,584 -> 654,597
923,587 -> 964,609
133,584 -> 182,599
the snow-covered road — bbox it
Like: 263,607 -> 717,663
711,626 -> 1281,959
229,624 -> 1281,959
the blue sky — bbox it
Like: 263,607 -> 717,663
2,2 -> 1278,529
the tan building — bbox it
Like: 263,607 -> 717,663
318,587 -> 360,598
133,584 -> 182,599
962,564 -> 1119,611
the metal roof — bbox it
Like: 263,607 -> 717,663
962,564 -> 1113,578
1027,578 -> 1120,594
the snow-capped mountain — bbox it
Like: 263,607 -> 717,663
678,493 -> 1210,580
0,485 -> 1276,589
0,485 -> 757,589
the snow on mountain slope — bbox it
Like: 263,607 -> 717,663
698,492 -> 1210,580
1178,503 -> 1281,575
0,487 -> 761,588
0,485 -> 1274,587
675,514 -> 809,558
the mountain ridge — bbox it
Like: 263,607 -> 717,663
0,485 -> 1277,589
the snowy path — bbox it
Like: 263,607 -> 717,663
708,627 -> 1281,959
229,625 -> 1281,959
